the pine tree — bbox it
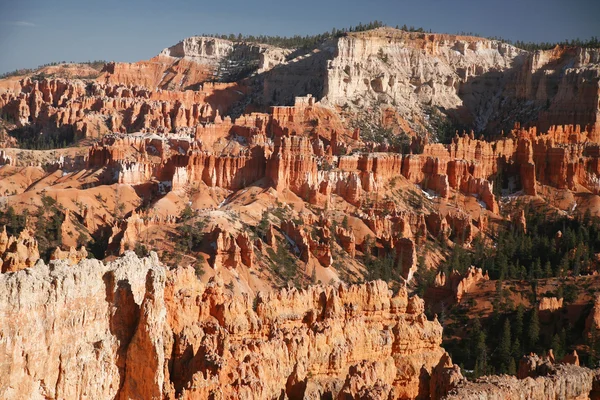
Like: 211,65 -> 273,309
588,324 -> 600,367
559,328 -> 567,358
508,357 -> 517,375
471,318 -> 488,377
551,333 -> 563,360
528,308 -> 540,351
512,337 -> 522,360
342,215 -> 349,229
498,318 -> 512,373
544,261 -> 552,278
514,304 -> 524,341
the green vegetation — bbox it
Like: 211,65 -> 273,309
377,48 -> 389,64
354,120 -> 412,153
267,237 -> 302,286
426,106 -> 469,144
439,206 -> 600,281
8,125 -> 76,150
200,22 -> 599,55
444,298 -> 582,378
133,243 -> 150,258
254,210 -> 271,240
364,254 -> 399,282
200,21 -> 387,50
155,206 -> 208,268
439,206 -> 600,377
34,194 -> 65,260
484,35 -> 600,51
174,206 -> 206,253
0,206 -> 28,237
0,60 -> 107,79
194,255 -> 206,279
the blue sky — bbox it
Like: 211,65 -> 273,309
1,0 -> 598,74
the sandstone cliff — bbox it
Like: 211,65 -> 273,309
0,252 -> 457,400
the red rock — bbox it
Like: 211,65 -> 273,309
50,246 -> 88,265
538,296 -> 563,311
0,227 -> 40,273
394,237 -> 418,281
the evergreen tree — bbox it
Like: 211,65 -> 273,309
551,333 -> 563,360
498,318 -> 512,373
471,318 -> 488,377
544,261 -> 553,278
512,338 -> 522,359
559,328 -> 567,358
514,305 -> 524,343
587,324 -> 600,367
508,357 -> 517,375
527,308 -> 540,351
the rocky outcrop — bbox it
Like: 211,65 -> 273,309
323,28 -> 600,134
336,225 -> 356,257
539,296 -> 564,312
0,78 -> 247,138
208,226 -> 255,270
171,280 -> 447,400
18,28 -> 593,137
517,353 -> 557,379
4,75 -> 600,214
430,352 -> 466,400
443,363 -> 599,400
403,124 -> 600,204
99,37 -> 291,91
0,252 -> 454,400
427,266 -> 489,305
0,227 -> 40,273
110,211 -> 177,255
563,350 -> 581,366
0,252 -> 158,399
119,267 -> 167,400
442,352 -> 597,399
50,245 -> 88,265
280,217 -> 332,266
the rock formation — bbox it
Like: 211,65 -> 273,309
538,296 -> 564,312
445,353 -> 600,400
1,26 -> 600,400
427,266 -> 489,305
50,245 -> 88,265
0,227 -> 40,273
0,252 -> 459,399
443,364 -> 599,399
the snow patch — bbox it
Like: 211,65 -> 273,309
281,231 -> 300,255
418,185 -> 437,199
218,197 -> 230,208
158,181 -> 172,195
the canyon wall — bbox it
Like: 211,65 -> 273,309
0,252 -> 456,399
320,28 -> 600,134
100,37 -> 291,90
2,28 -> 598,146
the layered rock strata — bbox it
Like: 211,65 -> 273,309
0,252 -> 456,400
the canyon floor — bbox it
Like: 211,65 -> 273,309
1,26 -> 600,399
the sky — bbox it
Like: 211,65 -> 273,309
1,0 -> 599,74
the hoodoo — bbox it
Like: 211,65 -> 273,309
1,14 -> 600,400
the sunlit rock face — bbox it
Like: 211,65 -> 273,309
0,253 -> 458,400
